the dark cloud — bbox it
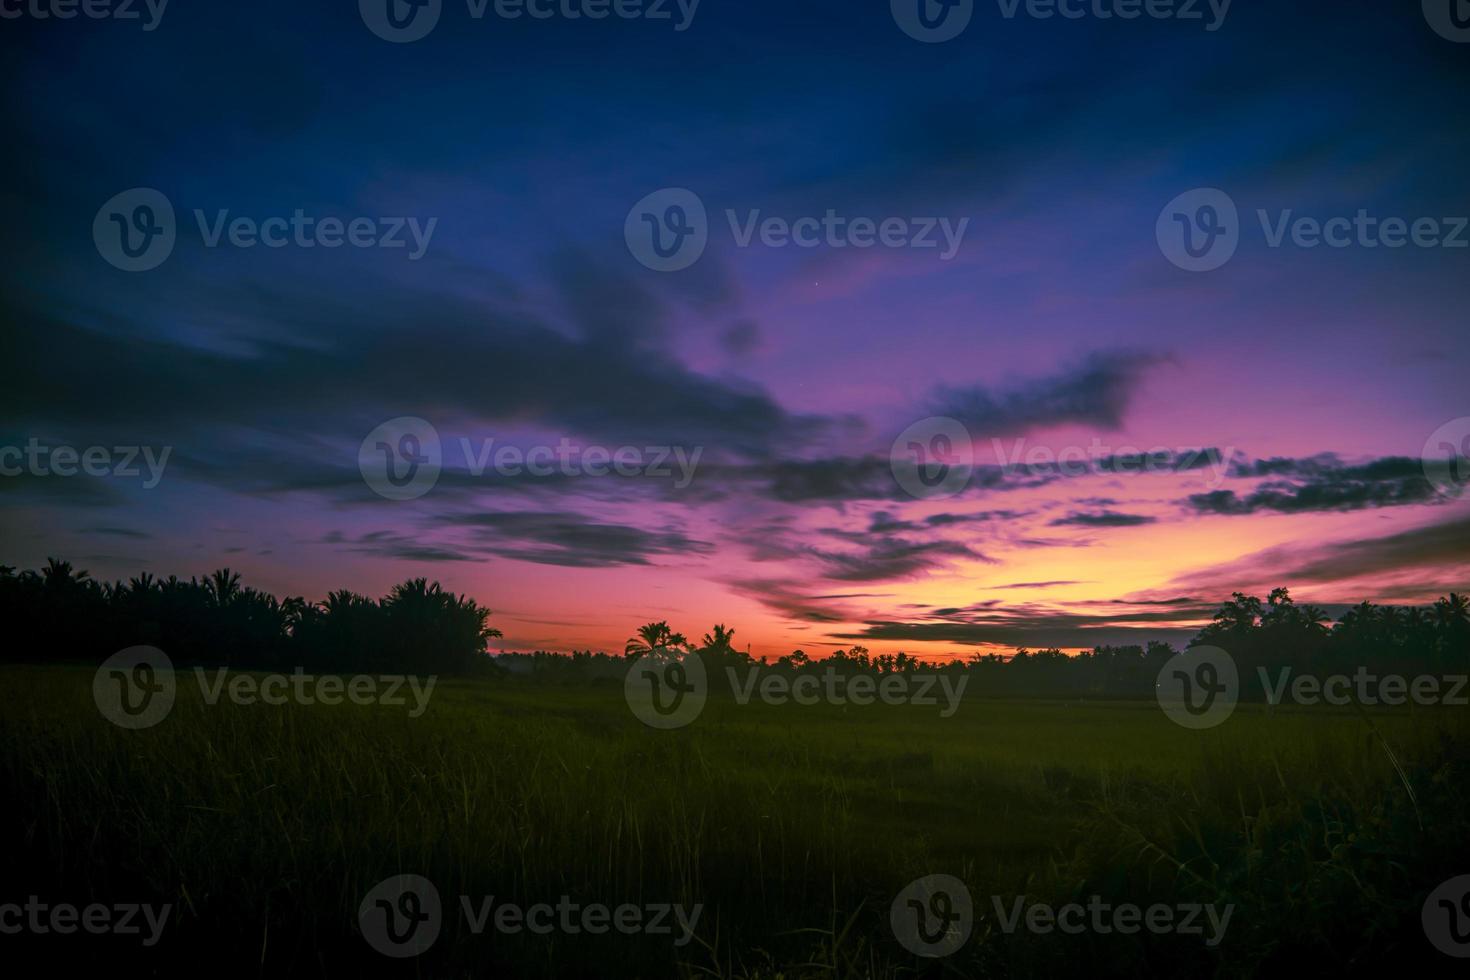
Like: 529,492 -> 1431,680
1189,456 -> 1438,515
1091,448 -> 1225,476
754,457 -> 908,505
442,511 -> 713,569
326,530 -> 479,564
548,247 -> 676,348
740,457 -> 1050,506
1227,455 -> 1424,481
0,271 -> 826,462
811,538 -> 986,583
912,510 -> 1021,530
832,594 -> 1224,649
989,580 -> 1084,590
719,319 -> 763,357
925,351 -> 1168,439
1160,514 -> 1470,598
0,472 -> 121,507
863,510 -> 1013,535
82,526 -> 152,539
1049,511 -> 1157,528
725,579 -> 849,624
809,592 -> 892,600
1285,514 -> 1470,584
834,604 -> 1206,650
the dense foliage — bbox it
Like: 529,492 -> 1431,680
0,559 -> 500,674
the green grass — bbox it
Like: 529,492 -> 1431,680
2,665 -> 1467,977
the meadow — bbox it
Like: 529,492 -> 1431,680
3,664 -> 1467,977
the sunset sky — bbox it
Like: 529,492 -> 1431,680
2,3 -> 1467,658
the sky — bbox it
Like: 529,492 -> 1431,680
2,1 -> 1468,658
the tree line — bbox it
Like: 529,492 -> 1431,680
0,560 -> 499,674
505,591 -> 1470,699
2,560 -> 1465,696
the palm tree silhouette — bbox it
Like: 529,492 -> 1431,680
1433,593 -> 1469,629
204,568 -> 242,608
1337,601 -> 1379,636
700,624 -> 735,654
625,621 -> 688,659
41,558 -> 89,590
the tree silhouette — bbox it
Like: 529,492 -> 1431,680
624,621 -> 687,660
700,624 -> 736,655
0,559 -> 501,674
1,559 -> 1465,696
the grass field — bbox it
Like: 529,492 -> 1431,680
3,665 -> 1467,977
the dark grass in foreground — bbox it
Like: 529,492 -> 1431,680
2,666 -> 1468,977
